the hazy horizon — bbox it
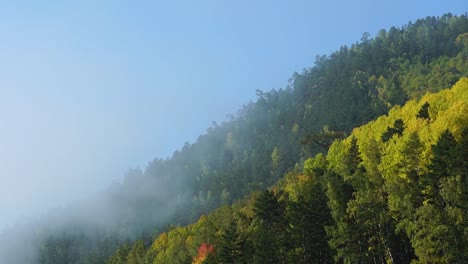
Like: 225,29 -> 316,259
0,1 -> 465,231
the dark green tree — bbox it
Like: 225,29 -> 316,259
416,102 -> 430,120
218,221 -> 243,264
286,186 -> 333,263
252,190 -> 287,264
422,129 -> 458,205
382,119 -> 405,142
411,129 -> 466,263
346,137 -> 362,174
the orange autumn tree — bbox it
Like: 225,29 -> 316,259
192,243 -> 215,264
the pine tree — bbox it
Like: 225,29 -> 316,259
346,137 -> 362,175
416,102 -> 430,120
287,186 -> 333,263
422,129 -> 458,205
411,129 -> 465,263
218,221 -> 243,264
252,190 -> 287,263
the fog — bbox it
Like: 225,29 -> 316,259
0,1 -> 465,263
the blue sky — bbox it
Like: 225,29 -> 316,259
0,1 -> 465,229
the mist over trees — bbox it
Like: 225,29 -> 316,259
1,13 -> 467,264
108,78 -> 468,263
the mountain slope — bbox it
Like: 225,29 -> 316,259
1,13 -> 466,264
35,13 -> 468,264
117,78 -> 468,263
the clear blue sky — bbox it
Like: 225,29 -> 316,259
0,1 -> 465,229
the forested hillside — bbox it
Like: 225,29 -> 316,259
109,78 -> 468,264
2,13 -> 466,264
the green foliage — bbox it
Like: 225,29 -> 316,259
218,221 -> 243,264
422,129 -> 458,205
36,14 -> 468,264
285,185 -> 333,263
111,78 -> 467,264
301,127 -> 346,150
337,78 -> 468,263
106,244 -> 130,264
126,240 -> 146,264
252,190 -> 287,263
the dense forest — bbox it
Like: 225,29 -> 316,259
1,13 -> 467,264
109,78 -> 468,263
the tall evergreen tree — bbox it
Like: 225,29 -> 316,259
252,190 -> 287,263
422,129 -> 458,205
416,102 -> 430,120
286,185 -> 333,263
218,221 -> 243,264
